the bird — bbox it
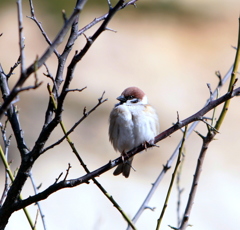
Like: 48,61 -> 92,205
109,86 -> 159,178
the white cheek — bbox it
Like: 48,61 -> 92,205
141,95 -> 148,104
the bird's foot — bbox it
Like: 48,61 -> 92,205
143,141 -> 159,150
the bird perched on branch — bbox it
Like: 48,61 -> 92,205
109,86 -> 159,178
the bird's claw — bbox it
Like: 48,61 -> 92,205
143,141 -> 159,150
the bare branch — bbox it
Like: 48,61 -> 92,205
0,0 -> 87,119
27,0 -> 60,57
127,65 -> 233,228
154,87 -> 240,145
48,88 -> 136,229
62,9 -> 67,23
41,92 -> 107,153
156,126 -> 188,230
105,27 -> 117,33
29,171 -> 47,230
78,15 -> 107,37
12,86 -> 240,213
17,0 -> 25,75
214,16 -> 240,130
215,70 -> 222,86
65,87 -> 87,93
176,150 -> 185,226
206,83 -> 213,98
63,163 -> 72,181
178,131 -> 214,230
179,16 -> 240,230
74,0 -> 138,64
107,0 -> 113,9
6,59 -> 21,79
0,123 -> 12,206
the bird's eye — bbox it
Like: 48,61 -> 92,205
131,98 -> 139,103
127,95 -> 134,100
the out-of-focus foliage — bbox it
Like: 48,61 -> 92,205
0,0 -> 212,20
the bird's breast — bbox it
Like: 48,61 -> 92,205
109,104 -> 159,153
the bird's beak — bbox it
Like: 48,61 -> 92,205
117,95 -> 126,103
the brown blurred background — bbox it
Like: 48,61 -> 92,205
0,0 -> 240,229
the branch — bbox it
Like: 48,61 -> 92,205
176,149 -> 185,226
43,8 -> 81,125
41,90 -> 107,154
0,2 -> 137,227
49,0 -> 137,126
17,0 -> 25,75
154,87 -> 240,145
72,0 -> 138,64
11,86 -> 240,211
0,124 -> 11,206
27,0 -> 60,57
0,0 -> 87,119
156,126 -> 188,230
0,65 -> 29,157
6,58 -> 21,79
0,2 -> 89,227
178,131 -> 213,230
127,64 -> 233,228
45,86 -> 136,229
178,16 -> 240,230
0,146 -> 35,229
214,16 -> 240,130
29,171 -> 47,230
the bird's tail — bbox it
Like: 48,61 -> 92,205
113,157 -> 134,178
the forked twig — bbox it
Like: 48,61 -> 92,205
45,86 -> 137,229
127,65 -> 233,229
178,16 -> 240,230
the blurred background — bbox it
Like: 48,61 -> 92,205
0,0 -> 240,229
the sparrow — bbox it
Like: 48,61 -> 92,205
109,86 -> 159,178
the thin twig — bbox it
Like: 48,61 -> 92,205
0,146 -> 35,229
127,64 -> 233,229
65,87 -> 87,93
179,16 -> 240,230
206,83 -> 213,99
178,131 -> 213,230
0,1 -> 138,228
41,87 -> 107,154
63,164 -> 72,181
55,173 -> 63,184
156,126 -> 188,230
29,171 -> 47,230
0,123 -> 11,206
0,0 -> 86,119
77,0 -> 137,37
215,71 -> 222,87
17,0 -> 25,75
33,209 -> 39,230
12,85 -> 240,213
74,0 -> 138,63
27,0 -> 60,57
176,149 -> 185,226
46,86 -> 136,229
6,58 -> 21,78
215,17 -> 240,130
43,64 -> 60,99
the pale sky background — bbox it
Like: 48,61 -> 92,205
0,1 -> 240,230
